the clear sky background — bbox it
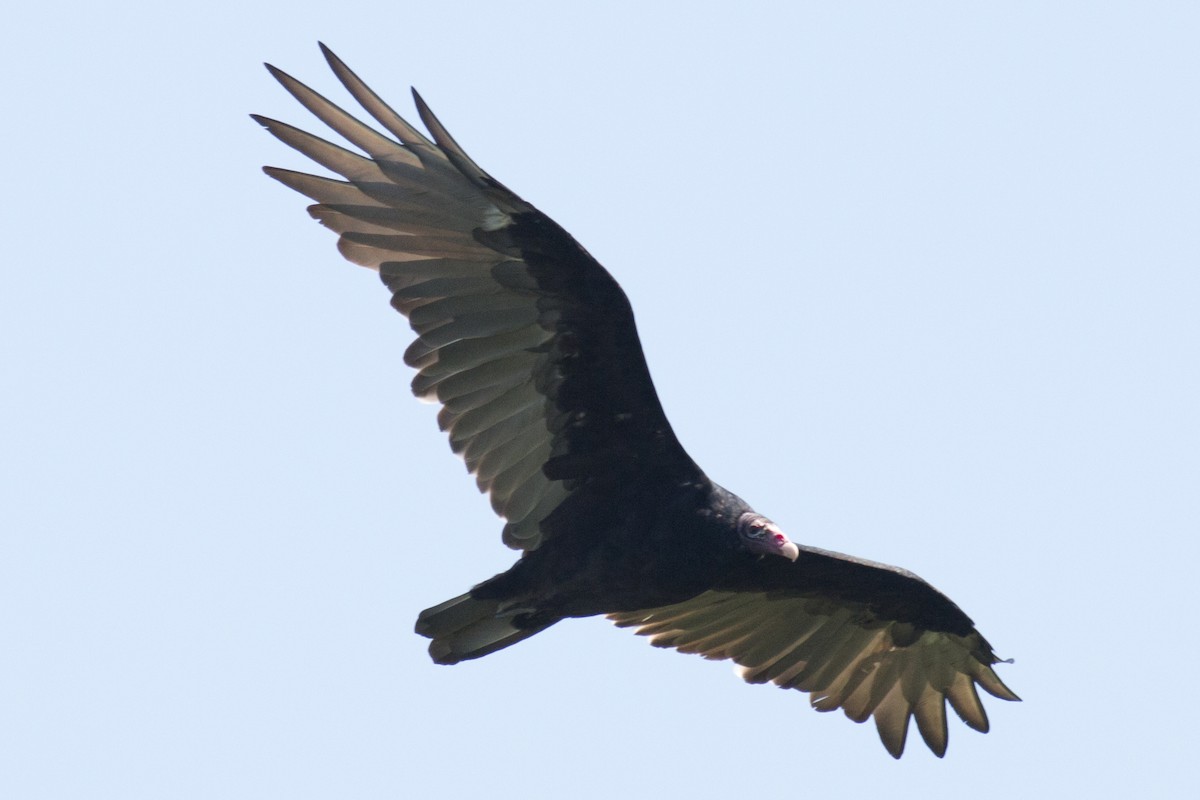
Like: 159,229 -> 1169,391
3,2 -> 1198,797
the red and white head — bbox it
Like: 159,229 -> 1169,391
737,512 -> 800,561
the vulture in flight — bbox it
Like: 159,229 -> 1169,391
256,45 -> 1018,759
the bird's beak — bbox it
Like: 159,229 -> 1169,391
763,532 -> 801,563
780,540 -> 800,562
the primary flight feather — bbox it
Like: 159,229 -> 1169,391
256,44 -> 1018,759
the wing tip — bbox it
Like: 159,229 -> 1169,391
318,41 -> 346,70
410,88 -> 440,140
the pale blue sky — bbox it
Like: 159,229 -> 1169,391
3,2 -> 1198,797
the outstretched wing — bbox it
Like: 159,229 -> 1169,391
608,545 -> 1019,758
256,45 -> 701,550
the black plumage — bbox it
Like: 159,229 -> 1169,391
257,44 -> 1018,759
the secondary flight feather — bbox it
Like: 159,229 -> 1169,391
256,44 -> 1018,759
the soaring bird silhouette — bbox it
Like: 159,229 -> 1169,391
256,44 -> 1018,758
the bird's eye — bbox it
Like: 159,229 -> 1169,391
748,526 -> 767,538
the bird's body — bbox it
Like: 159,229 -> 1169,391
474,480 -> 747,620
418,479 -> 754,662
258,44 -> 1018,758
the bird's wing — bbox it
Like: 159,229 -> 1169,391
608,544 -> 1019,758
256,45 -> 701,550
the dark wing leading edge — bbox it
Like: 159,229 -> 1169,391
608,545 -> 1019,758
255,45 -> 701,550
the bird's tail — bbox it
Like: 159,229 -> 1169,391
414,593 -> 552,665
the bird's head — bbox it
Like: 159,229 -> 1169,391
737,512 -> 799,561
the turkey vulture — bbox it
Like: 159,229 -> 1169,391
256,44 -> 1019,759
